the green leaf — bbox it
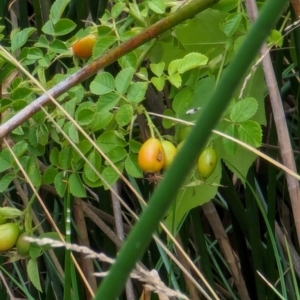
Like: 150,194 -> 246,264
0,173 -> 14,192
238,120 -> 262,148
151,77 -> 165,91
25,157 -> 42,187
268,29 -> 283,47
148,0 -> 165,14
11,28 -> 36,53
84,150 -> 102,182
59,147 -> 72,169
116,104 -> 133,127
93,36 -> 116,57
69,173 -> 86,197
129,140 -> 142,153
111,3 -> 126,19
230,97 -> 258,122
43,166 -> 58,185
12,141 -> 28,158
68,123 -> 79,143
150,62 -> 165,77
106,147 -> 127,163
72,139 -> 93,162
168,73 -> 181,88
220,12 -> 243,37
0,207 -> 23,219
222,123 -> 238,155
127,82 -> 148,103
125,154 -> 143,178
118,52 -> 137,69
50,0 -> 71,24
50,147 -> 60,166
97,131 -> 127,152
165,175 -> 220,231
50,39 -> 68,53
90,72 -> 115,95
168,59 -> 181,76
53,19 -> 76,36
178,52 -> 208,74
90,111 -> 114,132
162,109 -> 175,129
27,259 -> 42,292
76,106 -> 96,126
172,86 -> 193,113
115,68 -> 134,94
27,48 -> 44,60
102,162 -> 123,188
54,171 -> 68,197
42,20 -> 54,36
0,157 -> 11,172
97,93 -> 120,112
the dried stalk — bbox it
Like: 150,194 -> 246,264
202,202 -> 250,300
245,0 -> 300,245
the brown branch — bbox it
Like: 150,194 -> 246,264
0,0 -> 219,139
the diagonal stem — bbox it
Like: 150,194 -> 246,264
0,0 -> 219,138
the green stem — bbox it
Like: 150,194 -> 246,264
143,108 -> 155,138
94,0 -> 288,299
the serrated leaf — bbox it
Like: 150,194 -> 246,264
50,147 -> 59,166
43,166 -> 58,185
178,53 -> 208,74
84,151 -> 102,182
90,72 -> 115,95
59,147 -> 72,169
53,19 -> 76,36
168,59 -> 181,76
69,173 -> 86,197
90,111 -> 114,132
129,139 -> 142,153
151,77 -> 165,91
127,82 -> 148,103
12,141 -> 28,158
102,163 -> 123,188
221,12 -> 243,37
82,171 -> 102,188
54,171 -> 68,197
68,123 -> 79,143
168,73 -> 181,88
230,97 -> 258,122
76,107 -> 95,126
115,68 -> 134,94
27,259 -> 42,292
93,36 -> 116,57
125,154 -> 143,178
96,131 -> 127,152
111,3 -> 126,18
148,0 -> 165,14
0,173 -> 14,192
238,120 -> 262,148
26,157 -> 42,187
11,28 -> 36,53
50,0 -> 71,24
116,104 -> 133,127
106,147 -> 127,163
0,157 -> 11,172
97,93 -> 120,112
150,62 -> 165,77
222,123 -> 238,155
